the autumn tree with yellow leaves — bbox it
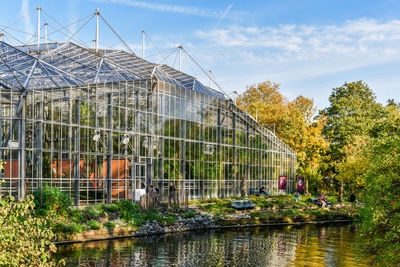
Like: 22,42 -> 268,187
236,81 -> 329,191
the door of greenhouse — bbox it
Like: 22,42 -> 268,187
133,162 -> 147,197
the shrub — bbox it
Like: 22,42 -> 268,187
33,185 -> 71,216
182,210 -> 197,219
164,216 -> 176,225
355,123 -> 400,265
128,217 -> 145,227
111,218 -> 126,227
53,222 -> 83,236
83,204 -> 105,220
87,219 -> 101,230
69,209 -> 84,224
0,194 -> 62,266
103,221 -> 116,229
104,204 -> 119,213
116,201 -> 140,221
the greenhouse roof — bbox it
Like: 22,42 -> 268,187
0,41 -> 227,99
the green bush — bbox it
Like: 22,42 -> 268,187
0,194 -> 62,266
116,201 -> 140,221
103,221 -> 116,229
53,222 -> 83,236
128,217 -> 145,227
104,204 -> 119,213
164,216 -> 177,224
33,185 -> 71,216
83,204 -> 105,219
69,209 -> 84,224
182,210 -> 197,219
87,219 -> 101,230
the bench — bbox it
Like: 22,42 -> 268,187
231,199 -> 256,209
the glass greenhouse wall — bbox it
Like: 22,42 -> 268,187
0,41 -> 296,205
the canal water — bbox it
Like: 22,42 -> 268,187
55,223 -> 368,266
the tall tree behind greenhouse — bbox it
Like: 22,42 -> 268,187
236,81 -> 328,192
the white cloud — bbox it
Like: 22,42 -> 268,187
21,0 -> 34,42
195,18 -> 400,61
91,0 -> 244,19
173,18 -> 400,107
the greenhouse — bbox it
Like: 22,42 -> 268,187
0,41 -> 296,205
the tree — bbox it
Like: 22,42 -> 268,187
356,106 -> 400,265
321,81 -> 384,196
322,81 -> 383,165
236,82 -> 328,192
236,81 -> 288,137
336,135 -> 369,193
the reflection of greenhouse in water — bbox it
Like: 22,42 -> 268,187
0,41 -> 296,205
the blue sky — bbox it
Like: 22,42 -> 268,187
1,0 -> 400,109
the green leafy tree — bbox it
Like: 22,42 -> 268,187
356,106 -> 400,265
321,81 -> 384,194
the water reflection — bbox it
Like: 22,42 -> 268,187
55,224 -> 367,266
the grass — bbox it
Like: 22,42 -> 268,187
48,201 -> 181,240
182,210 -> 197,219
34,187 -> 356,241
103,221 -> 116,229
197,194 -> 357,225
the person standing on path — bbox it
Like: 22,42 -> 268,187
168,182 -> 177,208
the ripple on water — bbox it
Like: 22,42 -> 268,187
55,223 -> 369,267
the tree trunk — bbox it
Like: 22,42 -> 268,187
305,179 -> 309,195
338,181 -> 343,202
241,176 -> 246,197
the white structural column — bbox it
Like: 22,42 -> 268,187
142,30 -> 145,59
95,8 -> 99,52
37,6 -> 41,49
178,45 -> 182,71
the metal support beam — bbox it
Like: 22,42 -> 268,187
95,8 -> 99,52
106,93 -> 112,203
200,103 -> 204,199
158,138 -> 163,178
37,6 -> 41,49
246,123 -> 250,194
232,112 -> 236,193
18,104 -> 26,199
94,57 -> 104,83
142,30 -> 145,59
74,100 -> 80,206
178,45 -> 182,71
38,100 -> 43,189
217,107 -> 221,197
180,120 -> 186,193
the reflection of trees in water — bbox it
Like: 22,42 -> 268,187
56,224 -> 365,267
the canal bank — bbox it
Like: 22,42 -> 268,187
55,218 -> 354,245
54,195 -> 357,245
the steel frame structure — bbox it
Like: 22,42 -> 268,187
0,41 -> 296,205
